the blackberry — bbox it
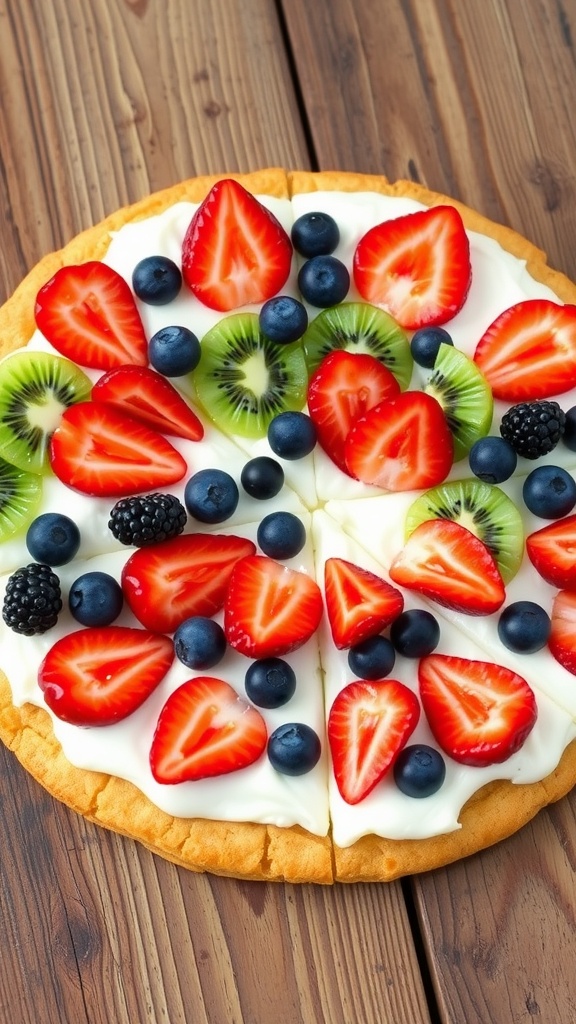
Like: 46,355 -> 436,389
109,493 -> 187,546
500,400 -> 565,459
2,563 -> 62,635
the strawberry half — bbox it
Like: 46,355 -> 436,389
353,205 -> 471,329
35,261 -> 147,370
344,391 -> 453,490
182,178 -> 293,312
122,533 -> 256,634
92,365 -> 204,441
307,350 -> 400,474
526,515 -> 576,590
150,676 -> 267,783
327,679 -> 420,804
549,590 -> 576,675
49,401 -> 187,497
389,519 -> 506,615
324,557 -> 404,649
418,654 -> 537,766
473,299 -> 576,401
224,555 -> 323,658
38,626 -> 174,726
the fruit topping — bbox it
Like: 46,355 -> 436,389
173,616 -> 227,670
109,492 -> 187,546
549,590 -> 576,674
389,608 -> 440,658
0,459 -> 43,542
267,722 -> 322,776
2,563 -> 62,635
68,570 -> 124,627
240,456 -> 284,499
424,345 -> 493,461
91,364 -> 204,441
184,468 -> 240,523
267,410 -> 317,460
244,657 -> 297,708
259,295 -> 308,344
302,301 -> 413,388
497,600 -> 551,654
562,406 -> 576,451
347,635 -> 396,680
257,511 -> 306,559
298,255 -> 350,307
26,512 -> 81,565
393,744 -> 446,798
499,399 -> 565,459
468,435 -> 517,484
148,325 -> 201,377
410,326 -> 453,369
132,255 -> 182,306
522,465 -> 576,519
291,211 -> 340,258
526,514 -> 576,589
324,556 -> 404,650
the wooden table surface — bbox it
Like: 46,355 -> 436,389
2,2 -> 576,1021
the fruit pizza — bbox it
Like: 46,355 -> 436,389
2,168 -> 576,884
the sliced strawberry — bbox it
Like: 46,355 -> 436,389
49,401 -> 187,497
150,676 -> 267,783
327,679 -> 420,804
418,654 -> 537,766
122,533 -> 256,634
35,261 -> 147,370
38,626 -> 174,726
91,364 -> 204,441
353,205 -> 471,330
389,519 -> 506,615
324,557 -> 404,649
549,590 -> 576,675
307,350 -> 400,474
526,515 -> 576,590
182,178 -> 293,312
344,391 -> 453,490
224,555 -> 323,658
473,299 -> 576,401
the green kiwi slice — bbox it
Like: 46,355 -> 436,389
405,478 -> 524,583
302,302 -> 413,389
424,345 -> 493,461
194,313 -> 309,438
0,457 -> 43,540
0,351 -> 92,473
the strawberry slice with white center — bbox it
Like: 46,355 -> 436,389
35,261 -> 148,370
92,364 -> 204,441
352,205 -> 471,329
324,557 -> 404,649
224,554 -> 323,658
327,679 -> 420,804
38,626 -> 174,726
182,178 -> 293,312
549,590 -> 576,675
418,654 -> 537,766
150,676 -> 268,784
49,401 -> 187,497
307,350 -> 400,474
344,391 -> 453,490
473,299 -> 576,400
526,515 -> 576,590
389,519 -> 506,615
122,533 -> 256,634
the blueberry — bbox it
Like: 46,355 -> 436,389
68,571 -> 123,626
390,609 -> 440,658
297,255 -> 350,308
148,325 -> 201,376
257,511 -> 306,559
291,211 -> 340,258
267,722 -> 321,775
393,744 -> 446,798
563,406 -> 576,451
240,457 -> 284,499
184,468 -> 239,523
132,255 -> 182,306
174,616 -> 227,669
347,635 -> 396,679
409,326 -> 453,368
244,657 -> 297,708
259,295 -> 308,345
267,411 -> 317,460
26,513 -> 81,566
522,465 -> 576,519
497,601 -> 551,654
468,435 -> 518,483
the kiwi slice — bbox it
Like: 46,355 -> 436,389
424,345 -> 493,461
0,457 -> 43,540
194,312 -> 308,438
405,478 -> 524,583
302,302 -> 413,389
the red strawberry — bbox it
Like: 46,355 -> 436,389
389,519 -> 506,615
122,533 -> 256,634
182,178 -> 293,312
418,654 -> 537,766
224,555 -> 323,658
526,515 -> 576,590
150,676 -> 267,783
35,261 -> 147,370
324,557 -> 404,649
344,391 -> 453,490
549,590 -> 576,675
91,365 -> 204,441
327,679 -> 420,804
49,401 -> 187,497
474,299 -> 576,401
307,350 -> 400,474
353,205 -> 471,329
38,627 -> 174,726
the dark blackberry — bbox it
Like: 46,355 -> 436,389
109,493 -> 187,546
500,400 -> 565,459
2,563 -> 62,635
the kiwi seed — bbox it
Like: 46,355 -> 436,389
0,457 -> 43,541
424,345 -> 493,461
